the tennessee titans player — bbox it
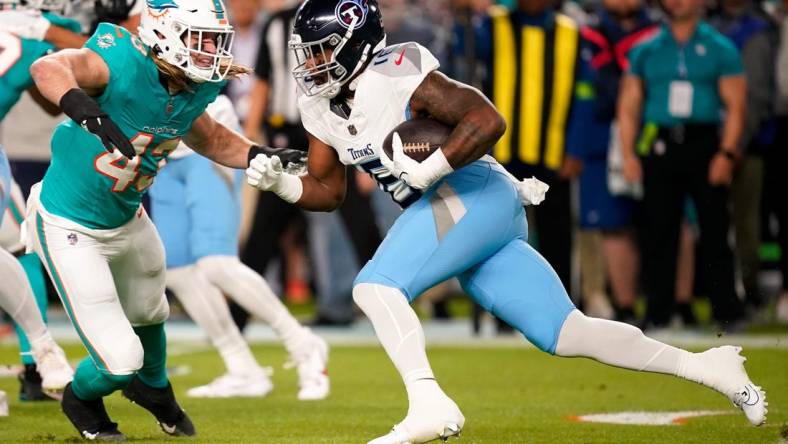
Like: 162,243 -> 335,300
246,1 -> 767,442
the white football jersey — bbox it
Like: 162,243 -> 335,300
298,42 -> 439,208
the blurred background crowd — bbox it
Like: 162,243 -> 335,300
3,0 -> 788,334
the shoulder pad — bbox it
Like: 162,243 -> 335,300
368,42 -> 438,78
87,23 -> 148,58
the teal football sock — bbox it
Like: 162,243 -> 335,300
71,357 -> 133,401
133,323 -> 169,389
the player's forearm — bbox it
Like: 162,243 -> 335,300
441,106 -> 506,168
191,123 -> 253,169
296,174 -> 346,212
44,25 -> 88,50
410,71 -> 505,169
26,86 -> 61,116
30,55 -> 80,105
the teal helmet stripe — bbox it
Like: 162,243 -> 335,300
212,0 -> 225,19
146,0 -> 179,9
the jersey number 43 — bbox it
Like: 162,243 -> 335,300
94,133 -> 178,193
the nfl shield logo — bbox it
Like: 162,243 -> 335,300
67,233 -> 78,246
348,125 -> 357,135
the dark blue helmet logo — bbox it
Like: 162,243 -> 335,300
335,0 -> 368,29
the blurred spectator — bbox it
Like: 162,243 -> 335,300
775,0 -> 788,322
448,0 -> 493,85
382,0 -> 447,65
227,0 -> 265,121
235,0 -> 312,330
573,0 -> 659,321
710,0 -> 775,315
244,0 -> 302,146
476,0 -> 584,292
618,0 -> 746,328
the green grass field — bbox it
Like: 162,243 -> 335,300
0,343 -> 785,443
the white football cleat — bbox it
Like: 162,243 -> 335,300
690,346 -> 767,426
186,368 -> 273,398
368,393 -> 465,444
288,332 -> 330,401
31,336 -> 73,397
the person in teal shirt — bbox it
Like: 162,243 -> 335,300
26,0 -> 299,439
617,0 -> 746,328
0,1 -> 89,402
627,20 -> 744,126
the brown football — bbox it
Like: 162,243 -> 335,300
382,118 -> 452,163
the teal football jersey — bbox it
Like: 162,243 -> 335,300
40,23 -> 223,229
0,13 -> 81,120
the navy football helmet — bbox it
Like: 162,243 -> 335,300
290,0 -> 386,98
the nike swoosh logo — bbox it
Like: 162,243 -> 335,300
160,422 -> 177,434
394,49 -> 406,65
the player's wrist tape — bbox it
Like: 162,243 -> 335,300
248,145 -> 269,166
419,149 -> 454,184
60,88 -> 105,124
273,173 -> 303,204
248,145 -> 305,168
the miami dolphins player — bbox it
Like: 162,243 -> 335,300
28,0 -> 290,439
246,1 -> 767,442
150,94 -> 329,400
0,0 -> 88,401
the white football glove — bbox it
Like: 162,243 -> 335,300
379,132 -> 453,190
0,10 -> 50,41
246,154 -> 303,203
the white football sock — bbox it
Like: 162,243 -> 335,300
0,248 -> 48,343
167,266 -> 260,375
556,310 -> 692,375
353,283 -> 436,388
196,256 -> 309,354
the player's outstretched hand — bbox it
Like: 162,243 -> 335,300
246,153 -> 303,203
246,154 -> 283,191
380,132 -> 453,190
59,89 -> 136,159
0,9 -> 50,41
82,116 -> 137,159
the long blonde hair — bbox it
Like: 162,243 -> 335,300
152,54 -> 252,92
